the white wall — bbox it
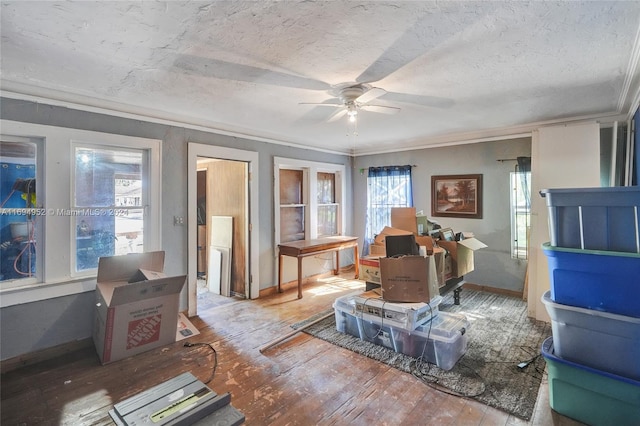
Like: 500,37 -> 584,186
528,122 -> 601,321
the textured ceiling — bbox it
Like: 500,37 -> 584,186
2,1 -> 640,155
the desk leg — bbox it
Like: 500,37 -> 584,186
297,257 -> 303,299
334,250 -> 340,275
278,253 -> 283,293
353,244 -> 359,279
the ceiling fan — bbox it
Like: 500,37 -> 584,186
299,83 -> 400,123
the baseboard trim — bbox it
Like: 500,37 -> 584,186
1,338 -> 94,374
463,282 -> 523,299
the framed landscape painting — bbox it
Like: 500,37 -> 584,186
431,174 -> 482,219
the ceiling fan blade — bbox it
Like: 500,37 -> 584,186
298,102 -> 343,107
356,87 -> 387,104
361,104 -> 401,114
327,109 -> 348,122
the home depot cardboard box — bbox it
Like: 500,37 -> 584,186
359,255 -> 382,284
437,238 -> 487,277
93,251 -> 187,365
379,255 -> 439,303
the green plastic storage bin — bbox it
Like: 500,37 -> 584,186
542,337 -> 640,426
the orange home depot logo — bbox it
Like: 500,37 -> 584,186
127,315 -> 162,349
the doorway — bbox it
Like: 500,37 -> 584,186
197,157 -> 246,299
187,144 -> 260,316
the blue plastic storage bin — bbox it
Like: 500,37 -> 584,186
540,186 -> 640,253
542,243 -> 640,318
541,337 -> 640,426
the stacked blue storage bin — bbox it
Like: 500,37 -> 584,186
539,187 -> 640,426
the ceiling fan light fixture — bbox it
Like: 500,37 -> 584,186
346,103 -> 358,122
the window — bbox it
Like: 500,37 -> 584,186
510,171 -> 531,259
73,146 -> 146,272
274,158 -> 344,244
365,165 -> 413,246
317,172 -> 338,237
1,120 -> 160,296
0,139 -> 39,283
279,168 -> 306,243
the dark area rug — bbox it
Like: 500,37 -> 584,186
292,289 -> 550,420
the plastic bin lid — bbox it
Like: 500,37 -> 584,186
540,186 -> 640,196
541,337 -> 640,385
541,242 -> 640,259
415,311 -> 469,339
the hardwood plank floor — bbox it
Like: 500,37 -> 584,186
1,276 -> 585,425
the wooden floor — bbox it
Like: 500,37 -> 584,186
1,276 -> 585,426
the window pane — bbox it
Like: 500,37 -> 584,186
510,172 -> 531,259
279,169 -> 303,204
317,172 -> 337,237
318,204 -> 337,237
1,141 -> 37,282
366,172 -> 412,240
317,172 -> 335,203
280,206 -> 304,242
74,147 -> 144,271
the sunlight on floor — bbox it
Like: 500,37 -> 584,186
61,389 -> 111,422
456,311 -> 487,322
306,277 -> 365,296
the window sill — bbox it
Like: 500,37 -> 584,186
0,277 -> 97,308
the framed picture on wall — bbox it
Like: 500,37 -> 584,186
431,174 -> 483,219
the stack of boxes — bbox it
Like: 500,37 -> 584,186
335,208 -> 472,371
539,187 -> 640,425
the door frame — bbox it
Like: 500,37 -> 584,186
187,143 -> 260,316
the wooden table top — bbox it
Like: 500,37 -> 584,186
278,236 -> 358,255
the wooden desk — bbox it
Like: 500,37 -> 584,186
278,236 -> 360,299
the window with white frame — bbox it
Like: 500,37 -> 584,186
317,172 -> 338,237
510,171 -> 531,259
365,165 -> 413,245
274,158 -> 344,244
73,145 -> 147,272
0,121 -> 160,291
0,138 -> 39,283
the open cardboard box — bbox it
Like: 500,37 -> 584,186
359,255 -> 383,284
438,238 -> 487,277
93,251 -> 187,364
371,225 -> 434,257
379,255 -> 440,303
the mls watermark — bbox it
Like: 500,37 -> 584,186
1,208 -> 130,217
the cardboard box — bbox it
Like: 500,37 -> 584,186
93,251 -> 187,365
379,255 -> 439,303
432,247 -> 446,287
437,238 -> 487,277
371,226 -> 434,256
359,255 -> 382,284
369,244 -> 387,256
373,226 -> 413,246
391,207 -> 418,234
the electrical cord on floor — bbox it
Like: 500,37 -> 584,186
183,341 -> 218,384
411,303 -> 488,399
